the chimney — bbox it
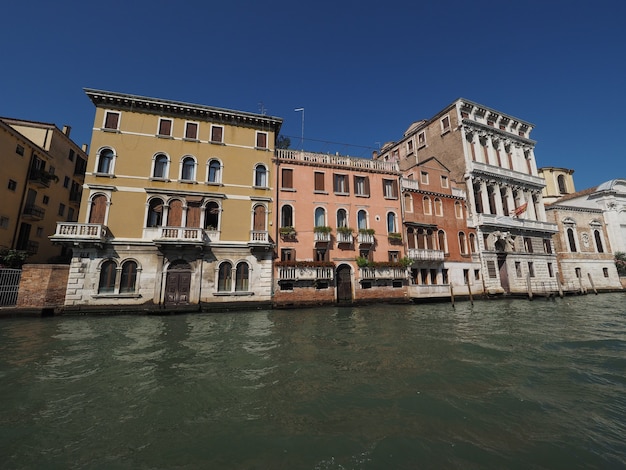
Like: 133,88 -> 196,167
81,143 -> 89,153
372,151 -> 378,159
62,125 -> 71,137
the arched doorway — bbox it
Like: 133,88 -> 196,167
336,264 -> 352,303
165,260 -> 192,305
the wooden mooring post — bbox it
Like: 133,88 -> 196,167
450,284 -> 455,308
587,272 -> 598,295
467,279 -> 473,306
527,273 -> 533,300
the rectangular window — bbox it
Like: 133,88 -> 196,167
333,174 -> 349,194
16,144 -> 24,156
431,269 -> 438,284
407,140 -> 414,153
442,268 -> 449,284
36,227 -> 44,238
42,195 -> 49,205
441,175 -> 448,188
543,239 -> 552,253
63,176 -> 70,188
185,122 -> 199,140
8,179 -> 17,191
515,261 -> 522,277
354,176 -> 369,196
0,216 -> 9,229
524,237 -> 533,253
315,248 -> 329,262
575,267 -> 582,278
281,249 -> 294,261
418,132 -> 426,147
211,125 -> 224,143
314,172 -> 325,192
441,115 -> 450,133
158,118 -> 172,137
487,261 -> 497,279
474,269 -> 480,281
388,251 -> 400,263
420,171 -> 429,185
104,111 -> 120,130
528,262 -> 535,278
68,149 -> 75,161
548,262 -> 554,278
603,267 -> 609,278
383,179 -> 398,198
58,203 -> 66,216
256,132 -> 268,149
281,168 -> 293,189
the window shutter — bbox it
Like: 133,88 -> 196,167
105,112 -> 119,129
257,132 -> 267,148
211,126 -> 223,142
333,174 -> 338,193
345,175 -> 350,193
159,119 -> 171,136
315,172 -> 324,191
186,122 -> 198,139
282,168 -> 293,188
392,180 -> 398,198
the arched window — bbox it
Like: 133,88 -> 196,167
407,227 -> 416,249
434,198 -> 443,216
204,201 -> 220,230
438,230 -> 447,253
594,229 -> 604,253
89,194 -> 107,224
207,159 -> 221,183
459,232 -> 467,255
417,228 -> 426,249
218,262 -> 232,292
557,175 -> 567,194
469,233 -> 477,253
387,212 -> 397,233
147,198 -> 164,227
337,208 -> 348,228
455,201 -> 463,219
254,164 -> 267,187
357,210 -> 367,230
181,156 -> 196,181
404,193 -> 413,212
98,260 -> 116,293
97,148 -> 114,174
315,207 -> 326,227
235,262 -> 249,291
567,228 -> 577,252
423,196 -> 432,215
120,260 -> 138,293
281,205 -> 293,228
153,153 -> 169,179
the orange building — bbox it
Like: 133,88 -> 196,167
273,149 -> 408,307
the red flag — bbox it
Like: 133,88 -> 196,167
513,203 -> 528,217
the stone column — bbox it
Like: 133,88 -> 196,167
493,182 -> 504,216
480,180 -> 490,215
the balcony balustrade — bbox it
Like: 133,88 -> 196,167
23,204 -> 45,220
278,266 -> 334,281
249,230 -> 270,244
401,178 -> 420,191
28,168 -> 52,188
407,248 -> 445,262
475,213 -> 558,233
276,149 -> 399,172
336,231 -> 354,244
51,223 -> 108,244
314,231 -> 331,243
470,161 -> 545,188
357,232 -> 375,245
359,267 -> 408,280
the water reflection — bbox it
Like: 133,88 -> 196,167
0,294 -> 624,468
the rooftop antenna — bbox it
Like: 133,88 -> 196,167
258,102 -> 267,115
294,107 -> 304,150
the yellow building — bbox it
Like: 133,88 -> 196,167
0,118 -> 87,264
52,89 -> 282,310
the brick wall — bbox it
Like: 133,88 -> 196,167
16,264 -> 69,308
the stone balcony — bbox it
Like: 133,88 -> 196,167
314,231 -> 332,243
248,230 -> 273,249
357,233 -> 375,245
475,213 -> 558,233
359,267 -> 408,280
51,223 -> 108,246
336,231 -> 354,244
278,266 -> 334,281
407,248 -> 445,262
470,161 -> 546,189
154,226 -> 206,247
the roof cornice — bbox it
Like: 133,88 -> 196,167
84,88 -> 283,132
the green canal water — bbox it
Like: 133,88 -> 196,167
1,294 -> 625,469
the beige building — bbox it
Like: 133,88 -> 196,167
52,89 -> 282,311
538,167 -> 576,204
376,99 -> 559,296
0,118 -> 87,263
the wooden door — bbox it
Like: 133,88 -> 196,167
336,264 -> 352,303
253,205 -> 266,231
89,195 -> 107,224
168,200 -> 183,227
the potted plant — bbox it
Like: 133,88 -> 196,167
313,226 -> 332,234
279,226 -> 296,237
358,228 -> 375,235
388,232 -> 402,240
355,256 -> 370,268
336,226 -> 354,235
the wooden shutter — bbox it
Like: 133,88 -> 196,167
89,195 -> 107,224
185,122 -> 198,139
314,172 -> 324,191
104,112 -> 119,129
159,119 -> 172,136
187,203 -> 201,227
257,132 -> 267,148
211,126 -> 223,142
282,168 -> 293,189
364,176 -> 370,196
392,180 -> 399,198
168,200 -> 183,226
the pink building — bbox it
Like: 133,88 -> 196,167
273,150 -> 409,307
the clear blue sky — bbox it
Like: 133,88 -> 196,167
2,0 -> 624,190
